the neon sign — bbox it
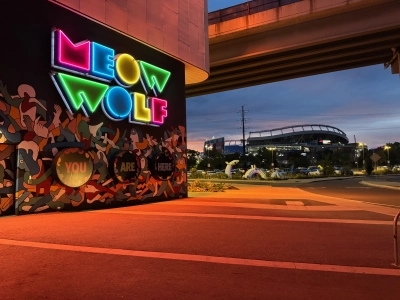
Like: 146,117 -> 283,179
51,29 -> 170,125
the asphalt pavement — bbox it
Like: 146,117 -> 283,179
1,177 -> 400,299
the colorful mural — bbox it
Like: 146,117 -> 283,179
0,143 -> 15,216
0,80 -> 186,214
0,0 -> 188,216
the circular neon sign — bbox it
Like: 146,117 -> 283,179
110,151 -> 141,183
151,148 -> 175,180
53,148 -> 94,187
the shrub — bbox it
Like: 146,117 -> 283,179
232,172 -> 245,180
188,180 -> 238,192
210,173 -> 229,179
373,169 -> 391,175
188,171 -> 205,179
293,173 -> 308,179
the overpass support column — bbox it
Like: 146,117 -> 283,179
384,48 -> 399,74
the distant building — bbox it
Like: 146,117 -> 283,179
204,124 -> 363,165
247,124 -> 359,165
204,138 -> 244,155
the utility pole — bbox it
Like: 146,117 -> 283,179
238,105 -> 249,171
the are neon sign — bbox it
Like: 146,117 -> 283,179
51,29 -> 170,125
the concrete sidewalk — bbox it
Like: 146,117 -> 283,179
189,176 -> 357,185
190,176 -> 400,191
361,180 -> 400,191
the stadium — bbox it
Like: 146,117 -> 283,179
204,124 -> 360,166
248,124 -> 349,151
247,124 -> 357,165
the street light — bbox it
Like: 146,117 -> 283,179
359,143 -> 365,169
268,147 -> 276,169
384,145 -> 391,166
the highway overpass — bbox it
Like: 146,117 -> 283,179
186,0 -> 400,97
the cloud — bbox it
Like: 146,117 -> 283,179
186,65 -> 400,151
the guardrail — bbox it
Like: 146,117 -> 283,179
394,211 -> 400,267
208,0 -> 303,25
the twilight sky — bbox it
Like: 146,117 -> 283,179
185,0 -> 400,152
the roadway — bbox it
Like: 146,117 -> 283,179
1,179 -> 400,299
298,176 -> 400,208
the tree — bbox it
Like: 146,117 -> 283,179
187,149 -> 199,169
331,150 -> 352,167
255,147 -> 274,169
288,152 -> 308,168
321,152 -> 334,176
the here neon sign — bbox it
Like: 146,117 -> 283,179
51,29 -> 170,125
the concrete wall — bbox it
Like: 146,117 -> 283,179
53,0 -> 209,84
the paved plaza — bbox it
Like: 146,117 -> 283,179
1,181 -> 400,299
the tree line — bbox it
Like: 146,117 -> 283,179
187,142 -> 400,174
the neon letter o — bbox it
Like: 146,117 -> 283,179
103,86 -> 132,120
115,53 -> 140,87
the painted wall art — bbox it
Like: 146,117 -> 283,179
0,0 -> 187,215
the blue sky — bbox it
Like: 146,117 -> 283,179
186,1 -> 400,151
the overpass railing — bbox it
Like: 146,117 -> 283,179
208,0 -> 303,25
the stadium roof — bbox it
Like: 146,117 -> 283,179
248,124 -> 349,144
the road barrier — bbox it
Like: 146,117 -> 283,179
394,212 -> 400,267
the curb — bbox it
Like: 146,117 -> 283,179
188,176 -> 359,185
360,181 -> 400,191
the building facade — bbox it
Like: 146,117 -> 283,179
247,124 -> 357,166
0,0 -> 209,216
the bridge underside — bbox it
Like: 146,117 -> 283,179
186,1 -> 400,97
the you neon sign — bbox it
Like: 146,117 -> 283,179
51,29 -> 170,125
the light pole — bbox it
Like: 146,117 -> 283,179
359,143 -> 365,170
269,147 -> 276,170
385,145 -> 391,166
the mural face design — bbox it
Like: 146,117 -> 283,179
0,80 -> 187,214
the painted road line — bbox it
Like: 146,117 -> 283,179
158,200 -> 358,211
360,201 -> 400,209
89,210 -> 392,225
285,201 -> 305,206
1,238 -> 399,276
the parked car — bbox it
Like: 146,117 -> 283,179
341,168 -> 354,176
334,166 -> 342,175
308,168 -> 321,176
289,168 -> 304,174
297,167 -> 308,174
270,170 -> 287,179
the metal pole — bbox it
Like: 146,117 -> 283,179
388,148 -> 390,166
363,147 -> 364,170
241,105 -> 246,172
394,212 -> 400,267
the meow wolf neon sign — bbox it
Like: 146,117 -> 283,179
51,29 -> 170,125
